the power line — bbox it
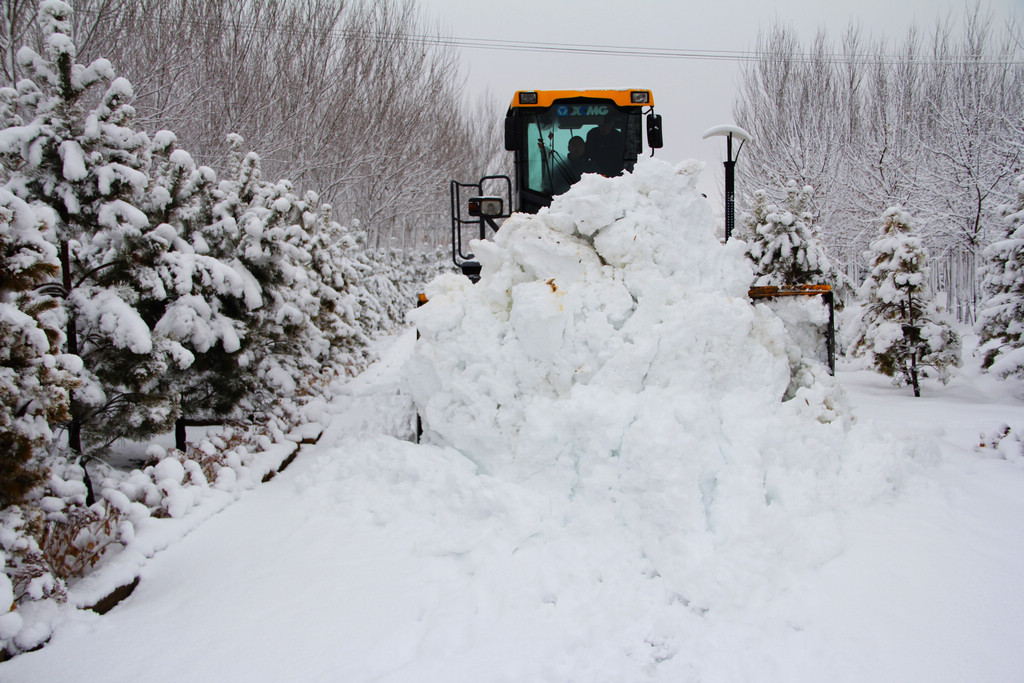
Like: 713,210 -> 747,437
402,33 -> 1024,66
408,35 -> 762,63
71,6 -> 1024,67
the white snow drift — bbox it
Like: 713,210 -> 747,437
407,157 -> 913,631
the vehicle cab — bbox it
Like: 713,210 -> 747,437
503,89 -> 663,213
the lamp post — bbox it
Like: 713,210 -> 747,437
702,124 -> 753,241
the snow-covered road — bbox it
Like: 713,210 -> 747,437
2,329 -> 1023,682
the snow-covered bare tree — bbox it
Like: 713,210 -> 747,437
977,175 -> 1024,379
735,7 -> 1024,323
918,9 -> 1023,252
1,0 -> 36,88
914,10 -> 1024,323
848,207 -> 961,396
48,0 -> 500,250
733,26 -> 849,254
845,29 -> 928,246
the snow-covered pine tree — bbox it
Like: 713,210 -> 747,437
306,204 -> 375,375
977,175 -> 1024,380
141,132 -> 265,448
849,206 -> 961,396
740,181 -> 835,287
216,140 -> 328,404
0,1 -> 192,451
348,235 -> 392,339
0,190 -> 77,506
362,250 -> 410,334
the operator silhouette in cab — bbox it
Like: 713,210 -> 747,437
553,135 -> 597,194
586,113 -> 626,176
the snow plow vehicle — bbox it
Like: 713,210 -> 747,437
450,88 -> 663,281
445,88 -> 834,373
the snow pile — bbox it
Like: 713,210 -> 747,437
408,158 -> 912,608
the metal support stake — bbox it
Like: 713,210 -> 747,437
724,134 -> 735,241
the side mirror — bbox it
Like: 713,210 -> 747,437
504,117 -> 520,151
646,113 -> 663,149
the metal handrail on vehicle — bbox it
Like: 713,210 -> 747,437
449,175 -> 512,282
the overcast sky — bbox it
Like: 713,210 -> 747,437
419,0 -> 1023,203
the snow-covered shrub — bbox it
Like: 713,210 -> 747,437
0,504 -> 63,655
112,439 -> 246,519
207,135 -> 447,396
0,458 -> 137,656
977,423 -> 1024,463
307,208 -> 375,375
0,409 -> 311,658
0,505 -> 66,606
0,1 -> 437,457
143,133 -> 264,427
0,0 -> 435,658
977,175 -> 1024,380
36,497 -> 126,583
346,247 -> 450,365
763,293 -> 836,400
847,206 -> 960,396
210,137 -> 351,405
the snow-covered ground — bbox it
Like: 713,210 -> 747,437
3,159 -> 1023,682
1,330 -> 1023,682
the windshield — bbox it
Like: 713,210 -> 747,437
519,103 -> 636,197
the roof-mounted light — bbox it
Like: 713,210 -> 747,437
518,91 -> 539,105
630,90 -> 650,104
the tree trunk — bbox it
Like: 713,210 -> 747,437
61,240 -> 82,453
175,417 -> 187,452
907,288 -> 921,397
175,418 -> 224,452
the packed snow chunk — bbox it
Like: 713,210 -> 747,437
408,158 -> 904,558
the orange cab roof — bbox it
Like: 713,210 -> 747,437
509,89 -> 654,109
